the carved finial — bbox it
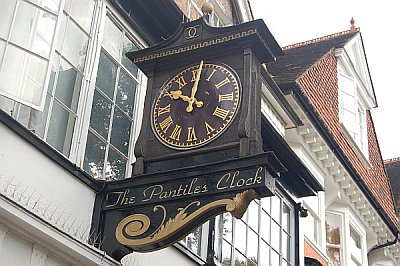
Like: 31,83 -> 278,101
201,2 -> 214,15
350,17 -> 357,32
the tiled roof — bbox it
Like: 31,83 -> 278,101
385,158 -> 400,215
267,30 -> 358,87
266,29 -> 399,231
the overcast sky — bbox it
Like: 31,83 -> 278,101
250,0 -> 400,160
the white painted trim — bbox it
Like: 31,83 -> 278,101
0,195 -> 119,265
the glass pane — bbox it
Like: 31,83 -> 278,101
28,0 -> 61,13
102,16 -> 122,60
55,59 -> 82,112
47,57 -> 58,93
62,19 -> 88,71
235,220 -> 246,254
260,210 -> 270,243
25,51 -> 48,105
0,0 -> 16,39
68,0 -> 94,33
261,197 -> 270,213
89,90 -> 111,139
0,40 -> 5,68
270,220 -> 280,252
84,131 -> 106,179
282,202 -> 290,233
32,95 -> 51,138
271,195 -> 281,223
259,240 -> 270,266
222,212 -> 233,243
55,14 -> 67,52
180,226 -> 202,256
0,44 -> 47,108
11,1 -> 56,58
326,247 -> 341,266
17,94 -> 50,138
221,240 -> 232,266
116,71 -> 136,116
105,148 -> 126,180
96,51 -> 117,98
47,101 -> 75,156
247,228 -> 258,263
234,250 -> 246,266
121,35 -> 138,77
110,109 -> 131,156
270,249 -> 280,266
325,213 -> 341,245
282,232 -> 290,260
247,201 -> 259,231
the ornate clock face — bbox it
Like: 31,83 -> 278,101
151,61 -> 241,150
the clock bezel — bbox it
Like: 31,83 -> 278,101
150,61 -> 242,150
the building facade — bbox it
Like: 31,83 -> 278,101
0,0 -> 398,265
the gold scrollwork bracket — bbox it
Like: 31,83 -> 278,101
115,189 -> 259,251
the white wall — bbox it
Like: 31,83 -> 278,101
0,123 -> 95,228
0,122 -> 120,265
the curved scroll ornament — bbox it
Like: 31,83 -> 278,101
115,189 -> 259,251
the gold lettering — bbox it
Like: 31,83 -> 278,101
218,92 -> 234,102
105,190 -> 135,207
213,107 -> 230,120
206,69 -> 217,81
205,121 -> 215,135
142,185 -> 163,202
159,116 -> 173,133
215,77 -> 230,89
170,124 -> 182,141
175,76 -> 187,89
157,104 -> 171,116
187,126 -> 197,141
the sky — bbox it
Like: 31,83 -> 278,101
250,0 -> 400,160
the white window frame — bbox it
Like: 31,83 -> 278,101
338,68 -> 370,167
74,1 -> 148,180
326,208 -> 367,266
0,0 -> 63,111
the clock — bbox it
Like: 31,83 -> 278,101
151,61 -> 241,150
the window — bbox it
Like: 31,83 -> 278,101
338,72 -> 368,156
0,1 -> 146,180
0,0 -> 61,110
325,213 -> 342,266
83,14 -> 140,180
214,193 -> 294,266
325,211 -> 367,266
349,225 -> 363,265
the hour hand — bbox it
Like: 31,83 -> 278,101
167,90 -> 203,108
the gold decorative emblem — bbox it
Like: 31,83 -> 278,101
115,189 -> 259,250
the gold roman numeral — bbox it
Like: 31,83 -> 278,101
215,77 -> 230,89
213,107 -> 230,120
205,122 -> 215,135
191,69 -> 200,82
157,104 -> 171,116
187,127 -> 197,141
206,69 -> 217,81
170,124 -> 182,141
159,116 -> 173,133
175,76 -> 187,89
218,93 -> 234,102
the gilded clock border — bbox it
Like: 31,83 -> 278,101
151,62 -> 241,150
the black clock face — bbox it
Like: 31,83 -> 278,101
151,61 -> 241,150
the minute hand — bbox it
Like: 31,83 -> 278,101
186,60 -> 204,113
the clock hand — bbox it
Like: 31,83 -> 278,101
168,90 -> 203,106
186,60 -> 204,113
